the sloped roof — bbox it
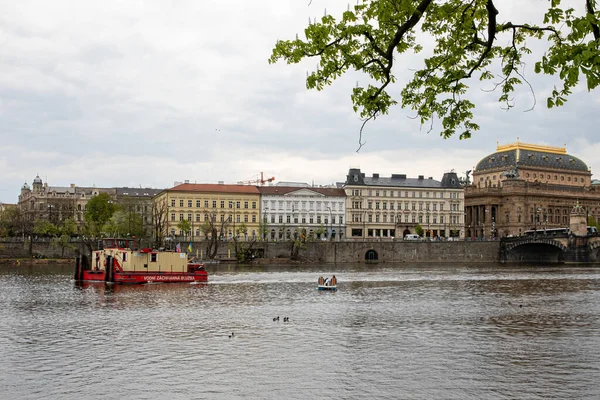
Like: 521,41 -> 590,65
258,186 -> 346,197
167,183 -> 261,194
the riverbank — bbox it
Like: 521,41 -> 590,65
0,258 -> 73,265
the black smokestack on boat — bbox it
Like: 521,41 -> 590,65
105,256 -> 114,283
74,257 -> 81,281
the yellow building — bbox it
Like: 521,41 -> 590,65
153,183 -> 261,241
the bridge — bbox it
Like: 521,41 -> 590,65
500,235 -> 600,263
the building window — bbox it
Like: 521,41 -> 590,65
244,201 -> 248,209
179,214 -> 184,221
171,213 -> 175,221
196,200 -> 201,207
188,200 -> 192,207
196,214 -> 201,222
171,199 -> 175,207
204,200 -> 209,207
252,215 -> 256,223
236,201 -> 241,208
187,213 -> 192,221
180,200 -> 184,207
221,201 -> 225,208
229,201 -> 233,209
212,201 -> 217,208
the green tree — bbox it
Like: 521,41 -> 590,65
415,224 -> 424,237
270,1 -> 600,146
34,219 -> 59,237
84,193 -> 116,235
176,220 -> 192,239
83,193 -> 116,255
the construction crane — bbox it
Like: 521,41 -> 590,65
237,172 -> 275,186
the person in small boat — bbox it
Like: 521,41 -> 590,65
324,277 -> 331,286
331,275 -> 337,286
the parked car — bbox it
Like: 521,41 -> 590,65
404,234 -> 421,241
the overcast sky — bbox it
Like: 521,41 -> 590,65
2,0 -> 599,204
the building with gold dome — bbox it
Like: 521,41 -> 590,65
464,141 -> 599,238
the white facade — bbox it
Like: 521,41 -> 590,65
260,187 -> 346,241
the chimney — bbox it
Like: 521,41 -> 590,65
70,183 -> 75,188
373,173 -> 379,179
418,175 -> 424,180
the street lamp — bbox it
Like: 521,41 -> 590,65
327,206 -> 332,241
262,207 -> 269,241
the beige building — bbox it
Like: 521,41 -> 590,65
465,141 -> 599,238
17,175 -> 161,236
154,183 -> 261,241
18,175 -> 116,231
343,168 -> 465,239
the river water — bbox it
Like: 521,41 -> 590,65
0,262 -> 599,399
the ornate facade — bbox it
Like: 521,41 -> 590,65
465,142 -> 599,238
343,169 -> 465,239
18,175 -> 115,231
17,175 -> 160,235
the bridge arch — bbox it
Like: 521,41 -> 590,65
502,238 -> 567,263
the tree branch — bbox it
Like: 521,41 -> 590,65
586,0 -> 600,40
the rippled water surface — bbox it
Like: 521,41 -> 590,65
1,262 -> 600,399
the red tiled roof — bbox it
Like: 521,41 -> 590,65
258,186 -> 346,197
168,183 -> 261,194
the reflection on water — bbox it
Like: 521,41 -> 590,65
1,262 -> 599,399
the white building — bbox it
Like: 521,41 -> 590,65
259,186 -> 347,241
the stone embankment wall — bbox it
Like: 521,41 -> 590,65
0,239 -> 501,263
0,240 -> 81,259
261,241 -> 501,263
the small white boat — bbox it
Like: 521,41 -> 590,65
317,276 -> 338,291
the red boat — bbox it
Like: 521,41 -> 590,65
75,238 -> 208,284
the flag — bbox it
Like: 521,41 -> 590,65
176,243 -> 181,253
188,242 -> 193,253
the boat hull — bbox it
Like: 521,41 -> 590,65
82,270 -> 208,284
317,285 -> 337,291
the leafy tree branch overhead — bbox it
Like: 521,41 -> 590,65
269,0 -> 600,150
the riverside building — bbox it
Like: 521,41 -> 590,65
17,175 -> 160,235
465,141 -> 600,238
153,182 -> 261,241
343,168 -> 465,240
258,184 -> 346,241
